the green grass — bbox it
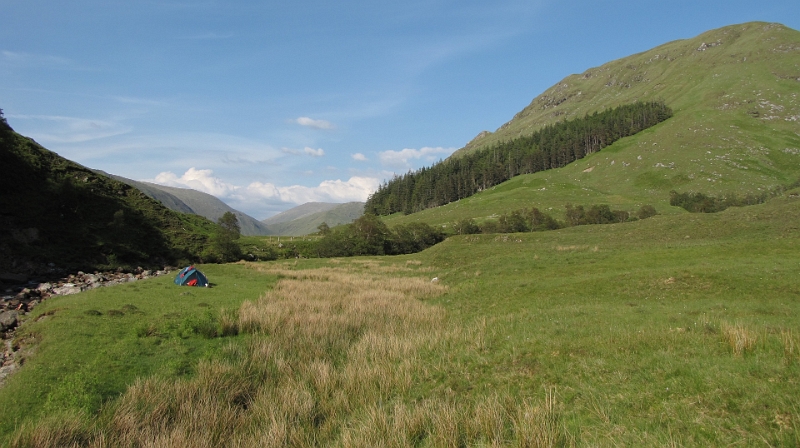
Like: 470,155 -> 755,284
3,195 -> 799,446
0,263 -> 277,438
410,196 -> 800,445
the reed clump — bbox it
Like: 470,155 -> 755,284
720,321 -> 757,356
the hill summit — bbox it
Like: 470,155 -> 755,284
381,22 -> 800,227
459,22 -> 800,158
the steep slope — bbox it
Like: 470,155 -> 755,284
386,22 -> 800,227
262,202 -> 365,236
105,174 -> 272,236
460,22 -> 799,156
0,118 -> 216,276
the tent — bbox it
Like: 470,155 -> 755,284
174,266 -> 209,287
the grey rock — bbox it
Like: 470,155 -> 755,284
0,311 -> 19,332
53,283 -> 82,296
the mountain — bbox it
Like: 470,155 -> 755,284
0,118 -> 217,276
384,22 -> 800,227
261,202 -> 365,236
458,21 -> 800,157
103,174 -> 273,236
261,202 -> 344,225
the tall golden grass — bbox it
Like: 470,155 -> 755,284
720,321 -> 757,356
781,329 -> 798,365
15,260 -> 570,447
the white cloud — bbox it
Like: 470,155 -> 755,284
151,168 -> 379,219
352,153 -> 368,161
295,116 -> 335,130
244,176 -> 379,204
153,168 -> 239,197
379,146 -> 456,169
304,147 -> 325,157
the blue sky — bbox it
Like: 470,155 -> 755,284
2,1 -> 798,219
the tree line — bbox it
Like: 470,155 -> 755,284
365,101 -> 673,216
236,214 -> 447,261
452,203 -> 658,235
669,182 -> 799,213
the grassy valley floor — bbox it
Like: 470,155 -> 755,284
1,196 -> 799,446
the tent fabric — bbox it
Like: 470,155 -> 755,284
174,265 -> 209,287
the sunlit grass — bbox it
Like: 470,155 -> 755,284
4,195 -> 800,446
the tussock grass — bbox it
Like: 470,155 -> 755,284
720,321 -> 758,356
781,330 -> 798,365
14,261 -> 569,446
10,410 -> 93,448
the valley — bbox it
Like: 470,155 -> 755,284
0,21 -> 799,446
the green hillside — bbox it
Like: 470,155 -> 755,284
383,22 -> 800,228
261,201 -> 365,236
105,174 -> 273,236
0,116 -> 217,275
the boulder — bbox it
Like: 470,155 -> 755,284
0,311 -> 18,332
53,283 -> 82,296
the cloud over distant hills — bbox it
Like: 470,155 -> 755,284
152,167 -> 379,218
379,146 -> 456,169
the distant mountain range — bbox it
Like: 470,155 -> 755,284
106,174 -> 364,237
102,173 -> 273,236
261,202 -> 365,236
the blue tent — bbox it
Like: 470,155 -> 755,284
174,266 -> 209,287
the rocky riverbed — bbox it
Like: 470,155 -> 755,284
0,267 -> 171,386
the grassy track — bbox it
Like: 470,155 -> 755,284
2,196 -> 799,446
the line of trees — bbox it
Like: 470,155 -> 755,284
365,101 -> 672,216
240,204 -> 659,262
453,203 -> 658,235
669,185 -> 799,213
314,214 -> 446,258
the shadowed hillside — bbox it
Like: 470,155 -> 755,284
0,115 -> 217,277
104,174 -> 273,236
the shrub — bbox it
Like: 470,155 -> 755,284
637,204 -> 657,220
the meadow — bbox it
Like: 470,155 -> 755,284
2,194 -> 799,446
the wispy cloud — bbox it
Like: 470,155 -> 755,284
379,146 -> 456,169
305,147 -> 325,157
352,153 -> 368,161
294,116 -> 335,130
7,114 -> 132,143
1,50 -> 85,70
110,95 -> 169,106
281,146 -> 325,157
